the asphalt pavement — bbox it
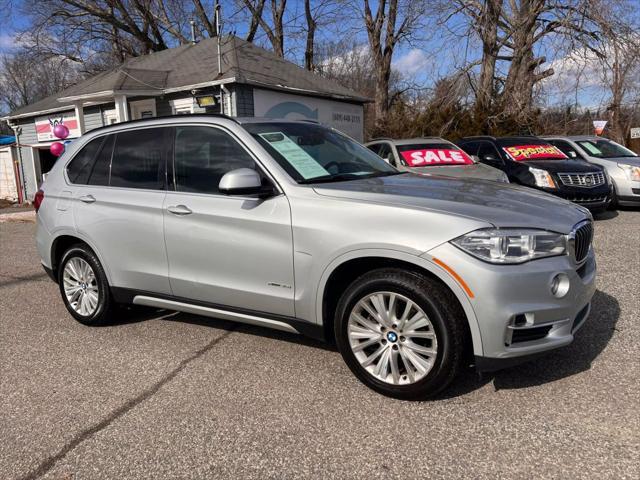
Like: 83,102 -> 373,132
1,210 -> 638,479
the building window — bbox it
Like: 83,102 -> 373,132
170,97 -> 206,115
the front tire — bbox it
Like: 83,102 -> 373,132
58,244 -> 115,326
335,268 -> 467,400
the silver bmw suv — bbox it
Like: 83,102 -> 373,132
35,115 -> 596,399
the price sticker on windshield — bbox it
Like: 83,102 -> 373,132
400,149 -> 473,167
503,145 -> 568,161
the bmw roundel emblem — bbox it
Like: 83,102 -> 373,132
386,332 -> 398,343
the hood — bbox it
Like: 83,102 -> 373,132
406,163 -> 506,182
589,156 -> 640,167
313,173 -> 590,234
521,158 -> 602,173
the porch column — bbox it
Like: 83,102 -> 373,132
74,102 -> 86,134
114,95 -> 129,123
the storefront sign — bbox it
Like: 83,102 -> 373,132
35,111 -> 81,142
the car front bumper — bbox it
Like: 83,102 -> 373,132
615,179 -> 640,206
424,242 -> 596,367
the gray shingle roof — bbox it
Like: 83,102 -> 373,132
6,36 -> 369,119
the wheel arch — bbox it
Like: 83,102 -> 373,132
316,249 -> 483,356
50,233 -> 113,284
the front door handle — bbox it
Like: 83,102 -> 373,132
79,195 -> 96,204
167,205 -> 193,216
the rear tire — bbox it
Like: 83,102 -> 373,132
58,244 -> 115,326
334,268 -> 467,400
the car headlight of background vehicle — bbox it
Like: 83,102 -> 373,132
452,228 -> 566,264
528,167 -> 556,189
618,163 -> 640,181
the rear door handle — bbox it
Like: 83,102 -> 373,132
167,205 -> 193,216
79,195 -> 96,204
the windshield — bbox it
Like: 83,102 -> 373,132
243,122 -> 399,183
577,139 -> 638,159
501,143 -> 568,161
396,143 -> 474,167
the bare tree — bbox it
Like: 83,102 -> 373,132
241,0 -> 287,57
357,0 -> 423,123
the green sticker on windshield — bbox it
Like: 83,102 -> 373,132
582,143 -> 602,155
259,132 -> 329,180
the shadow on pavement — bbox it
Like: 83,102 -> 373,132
593,210 -> 619,221
109,289 -> 619,399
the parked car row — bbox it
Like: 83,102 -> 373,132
36,115 -> 600,399
365,134 -> 640,212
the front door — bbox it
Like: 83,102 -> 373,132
163,125 -> 295,317
130,99 -> 157,120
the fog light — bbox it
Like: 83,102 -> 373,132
550,273 -> 570,298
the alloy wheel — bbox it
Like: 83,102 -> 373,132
347,291 -> 438,385
62,257 -> 99,316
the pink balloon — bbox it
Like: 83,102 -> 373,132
50,142 -> 65,157
53,124 -> 69,139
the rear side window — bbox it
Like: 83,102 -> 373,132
88,134 -> 114,186
173,126 -> 256,195
110,128 -> 167,190
66,137 -> 104,184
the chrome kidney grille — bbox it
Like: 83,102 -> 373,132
558,172 -> 605,188
570,221 -> 593,264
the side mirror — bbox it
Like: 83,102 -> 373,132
219,168 -> 274,197
471,155 -> 480,163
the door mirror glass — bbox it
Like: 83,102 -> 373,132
219,168 -> 272,196
471,155 -> 480,163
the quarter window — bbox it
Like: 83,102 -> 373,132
173,126 -> 256,195
66,137 -> 104,184
110,128 -> 167,190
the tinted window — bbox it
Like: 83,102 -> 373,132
67,137 -> 104,184
367,143 -> 382,155
477,142 -> 502,162
88,134 -> 114,186
378,143 -> 395,165
548,140 -> 582,159
173,126 -> 256,194
110,128 -> 167,189
458,141 -> 479,156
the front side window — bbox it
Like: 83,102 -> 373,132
173,126 -> 256,194
576,139 -> 638,159
110,128 -> 168,190
244,122 -> 398,184
548,140 -> 582,159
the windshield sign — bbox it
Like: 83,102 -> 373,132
503,144 -> 568,161
398,146 -> 473,167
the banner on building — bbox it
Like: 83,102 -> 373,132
593,120 -> 608,136
35,111 -> 81,142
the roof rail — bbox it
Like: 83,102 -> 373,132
460,135 -> 496,140
85,113 -> 238,135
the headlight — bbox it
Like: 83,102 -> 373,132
528,167 -> 556,189
452,228 -> 567,264
618,163 -> 640,181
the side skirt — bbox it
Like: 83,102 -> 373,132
111,287 -> 325,341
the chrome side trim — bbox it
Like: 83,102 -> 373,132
132,295 -> 300,334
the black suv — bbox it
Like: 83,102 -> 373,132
457,136 -> 611,212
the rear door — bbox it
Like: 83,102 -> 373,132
71,127 -> 171,294
163,125 -> 295,317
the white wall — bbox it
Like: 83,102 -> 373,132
253,89 -> 364,141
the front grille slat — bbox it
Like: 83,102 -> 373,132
573,221 -> 593,263
558,172 -> 605,188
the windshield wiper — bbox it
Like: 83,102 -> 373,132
300,171 -> 402,184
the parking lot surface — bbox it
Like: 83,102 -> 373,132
1,211 -> 639,479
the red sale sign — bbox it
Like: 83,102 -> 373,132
503,144 -> 568,161
400,149 -> 474,167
